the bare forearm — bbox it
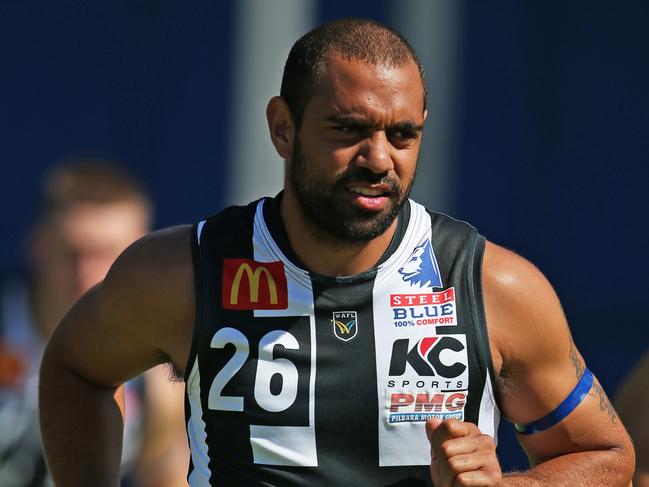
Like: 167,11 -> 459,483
39,349 -> 124,487
503,449 -> 634,487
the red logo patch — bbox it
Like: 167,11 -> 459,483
222,259 -> 288,310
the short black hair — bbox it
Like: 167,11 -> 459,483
280,17 -> 427,128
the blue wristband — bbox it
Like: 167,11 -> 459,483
514,367 -> 594,435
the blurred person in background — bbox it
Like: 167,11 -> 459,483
0,159 -> 188,486
616,349 -> 649,487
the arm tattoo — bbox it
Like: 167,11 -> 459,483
569,342 -> 618,423
569,342 -> 585,379
590,378 -> 618,424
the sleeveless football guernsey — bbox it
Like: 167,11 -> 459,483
185,195 -> 499,486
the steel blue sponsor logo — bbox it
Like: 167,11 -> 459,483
398,240 -> 442,289
333,311 -> 358,342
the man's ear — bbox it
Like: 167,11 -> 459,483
266,96 -> 295,159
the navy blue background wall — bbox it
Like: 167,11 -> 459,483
454,2 -> 649,468
2,0 -> 647,472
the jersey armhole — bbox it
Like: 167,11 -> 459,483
466,233 -> 499,411
183,221 -> 206,383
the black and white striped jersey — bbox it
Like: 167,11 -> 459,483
185,195 -> 499,486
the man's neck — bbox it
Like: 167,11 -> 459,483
279,191 -> 398,277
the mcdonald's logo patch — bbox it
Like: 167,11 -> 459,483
222,259 -> 288,310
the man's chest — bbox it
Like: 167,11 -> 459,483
190,271 -> 473,470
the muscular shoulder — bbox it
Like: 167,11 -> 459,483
99,225 -> 195,371
106,225 -> 193,286
482,243 -> 633,473
481,242 -> 573,379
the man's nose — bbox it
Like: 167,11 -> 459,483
356,131 -> 393,174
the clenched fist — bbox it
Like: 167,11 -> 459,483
426,418 -> 503,486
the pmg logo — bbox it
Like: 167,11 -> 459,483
222,259 -> 288,310
387,391 -> 466,423
389,336 -> 467,378
398,239 -> 443,289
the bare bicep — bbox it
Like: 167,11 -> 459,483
45,225 -> 194,387
483,242 -> 629,462
47,282 -> 166,387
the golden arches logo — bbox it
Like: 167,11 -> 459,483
230,263 -> 278,305
222,258 -> 288,310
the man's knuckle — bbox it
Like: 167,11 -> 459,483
446,419 -> 464,434
455,471 -> 474,486
476,434 -> 495,449
447,455 -> 465,472
439,442 -> 453,459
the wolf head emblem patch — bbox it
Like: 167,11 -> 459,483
398,239 -> 443,289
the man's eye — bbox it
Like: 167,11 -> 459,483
391,130 -> 416,140
338,125 -> 361,133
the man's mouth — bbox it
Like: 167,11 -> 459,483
348,186 -> 388,197
345,184 -> 394,212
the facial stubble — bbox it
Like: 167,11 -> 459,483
288,137 -> 414,244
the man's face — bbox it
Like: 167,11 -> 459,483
287,54 -> 426,243
32,201 -> 149,304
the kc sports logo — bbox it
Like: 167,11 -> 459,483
385,335 -> 469,424
332,311 -> 358,342
222,259 -> 288,310
388,335 -> 467,378
398,239 -> 442,289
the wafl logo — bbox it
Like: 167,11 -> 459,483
333,311 -> 358,342
398,240 -> 442,289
